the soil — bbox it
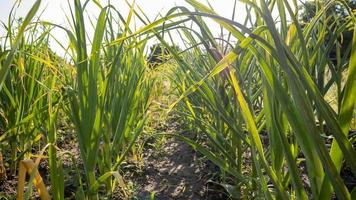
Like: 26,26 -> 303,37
129,131 -> 226,200
1,129 -> 355,200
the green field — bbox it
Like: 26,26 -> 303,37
0,0 -> 355,199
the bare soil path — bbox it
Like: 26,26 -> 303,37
129,121 -> 225,200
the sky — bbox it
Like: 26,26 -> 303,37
0,1 -> 247,28
0,0 -> 293,55
0,0 -> 245,26
0,0 -> 249,55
